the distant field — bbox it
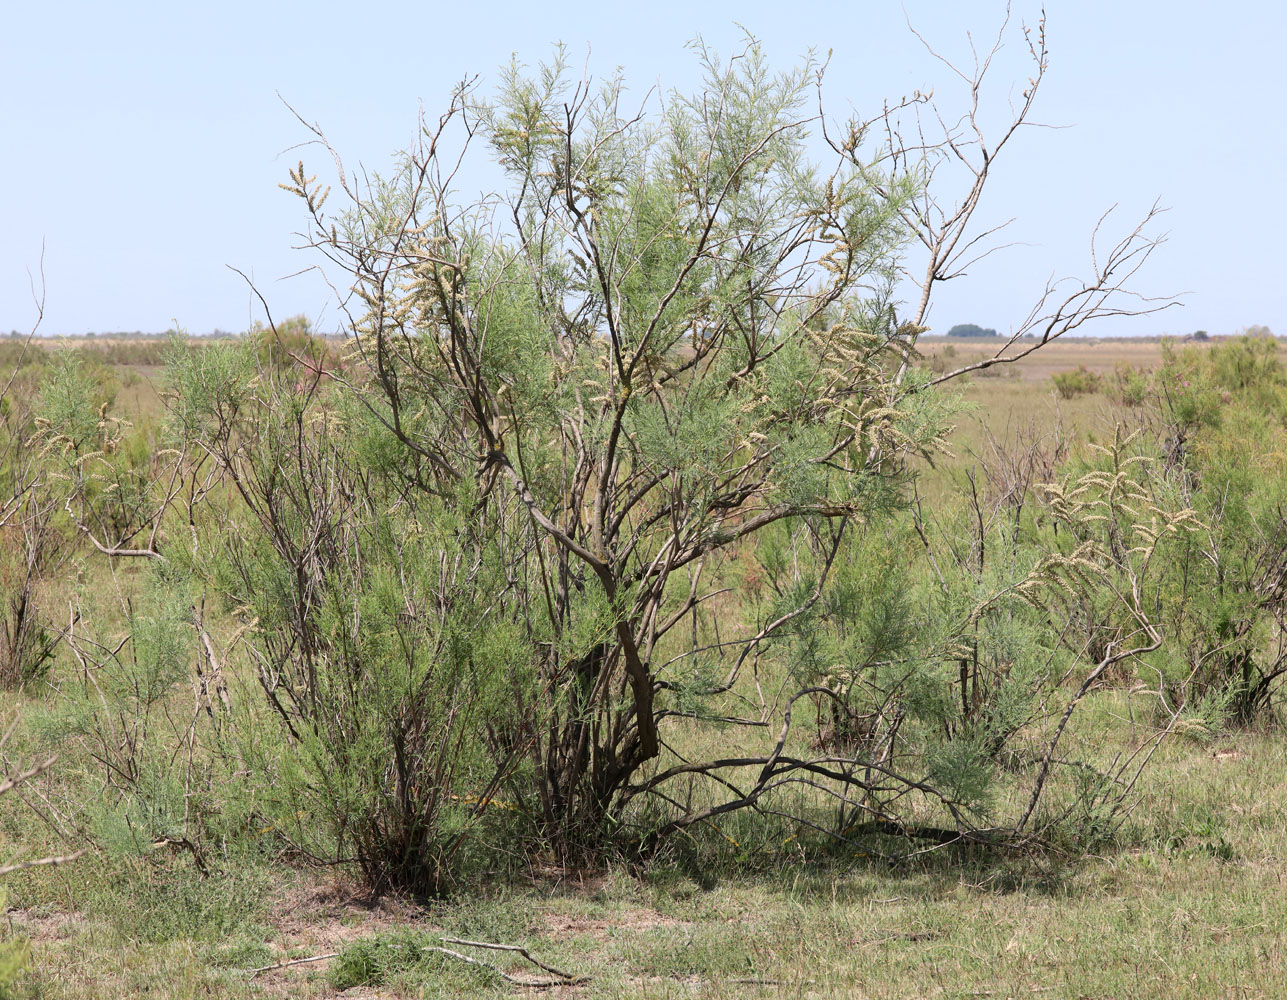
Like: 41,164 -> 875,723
8,332 -> 1213,479
6,332 -> 1229,446
909,337 -> 1213,497
917,335 -> 1216,381
15,331 -> 1218,375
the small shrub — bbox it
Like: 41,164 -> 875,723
249,315 -> 332,371
1156,339 -> 1222,433
1210,332 -> 1282,394
1145,336 -> 1287,722
0,528 -> 56,689
172,344 -> 523,897
1050,365 -> 1102,398
1106,363 -> 1150,406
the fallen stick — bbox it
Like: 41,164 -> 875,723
728,977 -> 817,986
440,936 -> 582,981
250,952 -> 338,976
426,945 -> 587,988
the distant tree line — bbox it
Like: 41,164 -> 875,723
947,322 -> 998,338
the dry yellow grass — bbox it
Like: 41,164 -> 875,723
917,335 -> 1217,382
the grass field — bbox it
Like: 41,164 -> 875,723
5,700 -> 1283,999
1,334 -> 1283,999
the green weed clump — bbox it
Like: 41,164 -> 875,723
329,931 -> 445,991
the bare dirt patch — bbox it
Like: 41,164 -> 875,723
263,878 -> 436,958
6,908 -> 79,942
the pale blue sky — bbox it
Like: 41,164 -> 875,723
2,1 -> 1282,338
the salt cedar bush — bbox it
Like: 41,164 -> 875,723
159,21 -> 1178,893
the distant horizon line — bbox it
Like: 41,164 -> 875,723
7,329 -> 1274,343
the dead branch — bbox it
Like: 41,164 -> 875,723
0,755 -> 57,798
426,943 -> 587,988
438,937 -> 575,980
62,498 -> 164,560
0,849 -> 86,877
250,952 -> 338,976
